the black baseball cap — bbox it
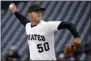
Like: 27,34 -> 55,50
28,4 -> 45,13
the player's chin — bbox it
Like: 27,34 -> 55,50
36,18 -> 41,21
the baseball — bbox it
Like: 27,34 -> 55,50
9,4 -> 14,9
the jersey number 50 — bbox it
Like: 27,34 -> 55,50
37,42 -> 50,53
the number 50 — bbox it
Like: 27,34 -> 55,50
37,42 -> 50,53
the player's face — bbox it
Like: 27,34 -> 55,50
28,11 -> 42,21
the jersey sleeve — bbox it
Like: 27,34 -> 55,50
57,21 -> 80,38
14,12 -> 29,26
48,21 -> 62,32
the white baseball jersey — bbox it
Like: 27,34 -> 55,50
25,20 -> 61,60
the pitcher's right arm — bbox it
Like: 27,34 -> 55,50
9,3 -> 29,26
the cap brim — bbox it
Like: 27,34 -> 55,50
39,8 -> 45,11
28,8 -> 45,13
32,8 -> 45,11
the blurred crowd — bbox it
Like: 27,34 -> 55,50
57,41 -> 91,61
2,45 -> 21,61
1,41 -> 91,61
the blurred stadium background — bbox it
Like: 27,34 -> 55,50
1,1 -> 91,61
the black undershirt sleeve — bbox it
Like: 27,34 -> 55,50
57,22 -> 80,38
14,12 -> 29,26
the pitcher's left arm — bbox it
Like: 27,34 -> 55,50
57,21 -> 81,56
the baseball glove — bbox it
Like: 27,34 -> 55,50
64,40 -> 81,56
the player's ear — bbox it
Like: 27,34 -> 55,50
28,13 -> 29,16
28,12 -> 32,16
